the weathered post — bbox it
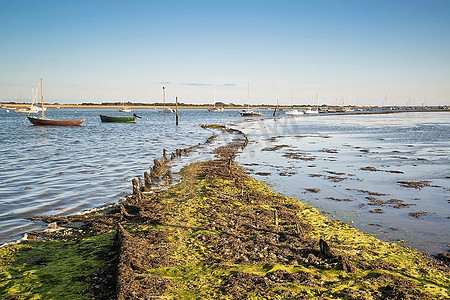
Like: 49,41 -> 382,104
319,239 -> 332,259
144,171 -> 152,187
162,149 -> 167,163
273,209 -> 278,226
176,96 -> 179,126
273,96 -> 278,117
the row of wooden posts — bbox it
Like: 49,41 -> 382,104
131,147 -> 187,199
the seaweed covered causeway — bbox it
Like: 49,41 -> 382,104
1,145 -> 449,299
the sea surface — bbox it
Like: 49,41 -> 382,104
0,108 -> 449,254
231,112 -> 450,254
0,108 -> 241,244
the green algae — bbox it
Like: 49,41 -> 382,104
1,157 -> 449,299
116,160 -> 449,298
0,233 -> 113,299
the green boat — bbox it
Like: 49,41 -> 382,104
99,114 -> 136,123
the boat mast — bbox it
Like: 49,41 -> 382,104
163,86 -> 166,120
40,78 -> 44,118
247,83 -> 250,109
317,93 -> 320,110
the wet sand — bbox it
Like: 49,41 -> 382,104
232,113 -> 450,254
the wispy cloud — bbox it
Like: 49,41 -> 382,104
182,83 -> 213,86
180,83 -> 236,87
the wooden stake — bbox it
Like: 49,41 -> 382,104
176,97 -> 179,126
273,96 -> 278,117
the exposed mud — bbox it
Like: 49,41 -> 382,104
398,181 -> 431,189
361,166 -> 404,174
408,211 -> 429,219
262,144 -> 290,151
283,151 -> 317,161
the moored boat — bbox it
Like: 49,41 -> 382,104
240,84 -> 262,117
28,116 -> 86,126
15,87 -> 47,114
208,106 -> 225,112
118,102 -> 132,112
100,114 -> 136,123
240,109 -> 263,117
285,109 -> 304,116
208,89 -> 225,112
27,78 -> 86,126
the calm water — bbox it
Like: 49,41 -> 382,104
0,108 -> 244,244
232,112 -> 450,254
1,108 -> 449,254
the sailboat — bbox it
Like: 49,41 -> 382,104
27,78 -> 86,126
285,89 -> 304,116
240,84 -> 262,117
118,97 -> 132,112
14,89 -> 46,114
118,104 -> 132,112
304,93 -> 320,114
208,89 -> 224,112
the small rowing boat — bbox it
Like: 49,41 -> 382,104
99,114 -> 136,123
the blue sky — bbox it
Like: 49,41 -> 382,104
1,0 -> 449,105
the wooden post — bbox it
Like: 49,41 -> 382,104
40,78 -> 44,118
273,210 -> 278,226
144,171 -> 152,187
176,97 -> 179,126
319,239 -> 332,259
273,96 -> 278,117
162,149 -> 167,163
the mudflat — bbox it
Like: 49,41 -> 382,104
1,135 -> 449,299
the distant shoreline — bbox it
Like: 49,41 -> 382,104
1,102 -> 449,112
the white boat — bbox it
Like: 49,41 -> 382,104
240,109 -> 262,116
284,89 -> 304,115
118,99 -> 132,112
14,106 -> 40,113
305,93 -> 320,114
14,89 -> 46,114
164,108 -> 175,113
119,107 -> 132,112
285,109 -> 304,115
240,84 -> 262,117
209,107 -> 224,112
208,89 -> 225,112
304,108 -> 319,114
